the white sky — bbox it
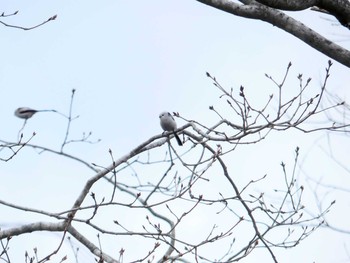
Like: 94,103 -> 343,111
1,1 -> 350,262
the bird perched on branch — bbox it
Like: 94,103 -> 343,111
14,107 -> 61,119
14,107 -> 38,119
159,111 -> 183,146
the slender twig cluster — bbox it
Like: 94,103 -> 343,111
0,62 -> 348,262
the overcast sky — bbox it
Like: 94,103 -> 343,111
1,1 -> 350,262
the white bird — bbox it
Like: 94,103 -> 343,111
159,111 -> 183,146
14,107 -> 38,119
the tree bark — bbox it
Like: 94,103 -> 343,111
319,0 -> 350,29
255,0 -> 350,28
196,0 -> 350,68
255,0 -> 317,10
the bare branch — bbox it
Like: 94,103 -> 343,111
0,11 -> 57,30
1,62 -> 347,262
196,0 -> 350,67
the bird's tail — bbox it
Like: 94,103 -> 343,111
174,132 -> 183,146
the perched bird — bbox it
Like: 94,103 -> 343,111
159,111 -> 183,146
14,107 -> 38,119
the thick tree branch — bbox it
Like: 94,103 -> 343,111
196,0 -> 350,68
255,0 -> 317,10
68,226 -> 118,263
319,0 -> 350,29
0,222 -> 118,263
0,222 -> 66,239
255,0 -> 350,28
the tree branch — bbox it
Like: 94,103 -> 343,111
196,0 -> 350,68
255,0 -> 317,10
0,222 -> 66,239
67,226 -> 119,263
319,0 -> 350,29
0,13 -> 57,30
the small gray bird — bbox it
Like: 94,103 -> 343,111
14,107 -> 38,119
159,111 -> 183,146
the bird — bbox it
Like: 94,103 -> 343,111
14,107 -> 38,119
159,111 -> 183,146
